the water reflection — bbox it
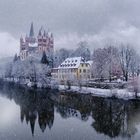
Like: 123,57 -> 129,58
0,82 -> 140,139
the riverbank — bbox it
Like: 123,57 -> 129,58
1,78 -> 139,100
59,85 -> 139,100
2,77 -> 59,89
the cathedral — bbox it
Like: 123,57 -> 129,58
19,23 -> 54,61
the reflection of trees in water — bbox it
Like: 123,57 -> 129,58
91,98 -> 126,138
54,93 -> 140,139
91,99 -> 140,139
1,81 -> 140,138
0,82 -> 55,136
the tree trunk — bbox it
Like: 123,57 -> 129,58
125,73 -> 128,81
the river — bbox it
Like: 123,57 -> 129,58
0,82 -> 140,140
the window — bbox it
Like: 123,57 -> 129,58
81,64 -> 84,67
86,64 -> 88,67
83,69 -> 86,73
79,69 -> 81,73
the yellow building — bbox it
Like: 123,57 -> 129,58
51,57 -> 93,82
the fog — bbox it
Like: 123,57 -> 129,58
0,0 -> 140,57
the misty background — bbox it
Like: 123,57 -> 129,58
0,0 -> 140,58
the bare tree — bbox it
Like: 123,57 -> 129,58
92,48 -> 109,80
130,50 -> 140,78
92,46 -> 120,82
118,44 -> 134,81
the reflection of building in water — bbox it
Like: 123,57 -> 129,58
1,82 -> 140,139
37,99 -> 54,132
56,106 -> 84,120
19,93 -> 54,136
56,94 -> 91,121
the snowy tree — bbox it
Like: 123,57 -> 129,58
92,48 -> 110,80
13,54 -> 18,62
104,46 -> 122,82
118,44 -> 134,81
5,62 -> 13,78
92,46 -> 122,81
129,49 -> 140,78
5,55 -> 52,87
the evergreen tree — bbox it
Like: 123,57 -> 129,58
13,53 -> 18,62
41,51 -> 49,64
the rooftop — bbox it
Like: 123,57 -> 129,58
58,57 -> 93,69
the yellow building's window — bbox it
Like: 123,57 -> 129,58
83,69 -> 86,73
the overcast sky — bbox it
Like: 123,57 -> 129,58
0,0 -> 140,57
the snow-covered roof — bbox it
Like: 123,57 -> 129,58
86,60 -> 93,66
21,49 -> 28,52
58,57 -> 85,69
28,42 -> 38,48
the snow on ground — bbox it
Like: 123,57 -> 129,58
59,85 -> 136,100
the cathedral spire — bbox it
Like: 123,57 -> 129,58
29,22 -> 34,37
43,30 -> 46,36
